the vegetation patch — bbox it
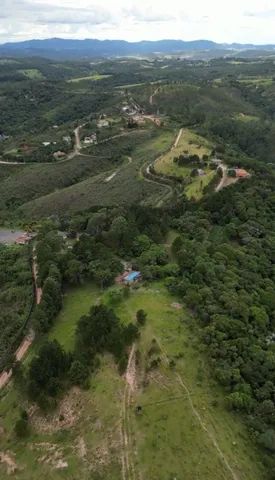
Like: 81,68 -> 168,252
68,74 -> 112,82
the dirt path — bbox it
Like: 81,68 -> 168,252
120,344 -> 137,480
149,86 -> 160,105
0,247 -> 41,389
173,128 -> 183,148
140,127 -> 184,207
157,339 -> 239,480
215,164 -> 238,192
105,156 -> 132,183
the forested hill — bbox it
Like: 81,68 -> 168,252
1,38 -> 275,59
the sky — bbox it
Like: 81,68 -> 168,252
1,0 -> 275,44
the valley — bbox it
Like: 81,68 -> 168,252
0,53 -> 275,480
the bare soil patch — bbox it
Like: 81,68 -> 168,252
29,387 -> 84,433
0,451 -> 18,475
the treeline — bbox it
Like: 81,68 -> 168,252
0,244 -> 33,371
168,174 -> 275,472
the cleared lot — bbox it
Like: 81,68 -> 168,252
0,229 -> 25,244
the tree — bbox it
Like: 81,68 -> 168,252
64,259 -> 83,284
69,360 -> 89,386
136,309 -> 147,326
259,430 -> 275,452
28,340 -> 70,401
14,411 -> 29,438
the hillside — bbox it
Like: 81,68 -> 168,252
1,38 -> 275,59
1,54 -> 275,480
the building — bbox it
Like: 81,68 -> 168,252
15,233 -> 33,245
53,151 -> 66,160
62,136 -> 71,144
124,271 -> 141,284
83,133 -> 97,144
235,168 -> 250,178
97,119 -> 109,128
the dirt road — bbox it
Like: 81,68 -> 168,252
173,128 -> 183,148
0,247 -> 41,389
120,344 -> 137,480
157,339 -> 239,480
215,164 -> 238,192
149,86 -> 161,105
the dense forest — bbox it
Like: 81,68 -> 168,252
0,245 -> 33,371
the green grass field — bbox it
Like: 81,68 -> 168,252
155,129 -> 215,199
0,280 -> 266,479
68,74 -> 111,83
235,113 -> 260,122
18,69 -> 45,80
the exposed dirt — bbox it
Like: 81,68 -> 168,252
173,128 -> 183,148
31,442 -> 68,470
0,451 -> 18,475
76,437 -> 87,458
171,302 -> 183,310
89,427 -> 121,471
29,387 -> 84,433
215,164 -> 238,192
146,370 -> 172,391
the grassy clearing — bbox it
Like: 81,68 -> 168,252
235,113 -> 260,122
185,170 -> 216,200
68,74 -> 111,83
156,128 -> 212,177
0,282 -> 266,479
155,128 -> 215,199
48,283 -> 100,351
238,76 -> 273,86
116,284 -> 265,480
18,69 -> 45,80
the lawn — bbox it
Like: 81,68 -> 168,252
0,282 -> 267,479
185,169 -> 216,200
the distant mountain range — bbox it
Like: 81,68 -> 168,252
1,38 -> 275,60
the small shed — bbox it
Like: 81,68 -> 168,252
124,271 -> 141,284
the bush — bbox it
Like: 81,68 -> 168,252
14,413 -> 29,438
136,309 -> 147,326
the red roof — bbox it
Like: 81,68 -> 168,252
235,168 -> 250,178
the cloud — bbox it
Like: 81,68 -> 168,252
124,6 -> 175,23
2,0 -> 112,26
1,0 -> 275,44
244,9 -> 275,18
